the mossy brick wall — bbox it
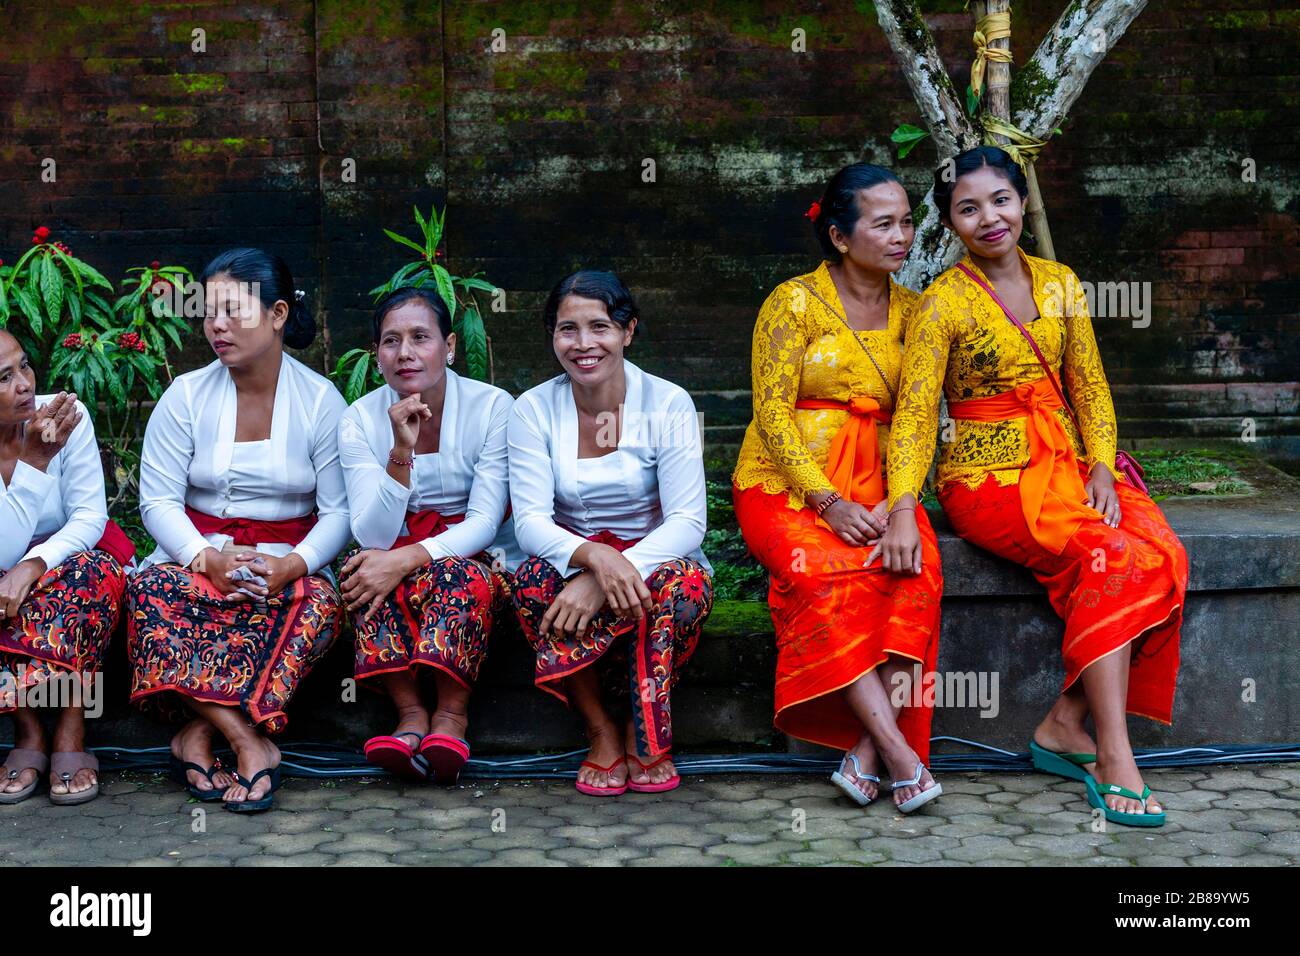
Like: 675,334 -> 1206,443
1,0 -> 1297,394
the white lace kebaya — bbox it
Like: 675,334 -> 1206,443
337,367 -> 524,573
507,358 -> 712,581
135,354 -> 350,579
0,396 -> 108,573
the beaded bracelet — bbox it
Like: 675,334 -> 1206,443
814,491 -> 842,516
389,452 -> 415,468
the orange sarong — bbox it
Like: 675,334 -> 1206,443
947,377 -> 1101,555
734,481 -> 942,762
939,466 -> 1186,725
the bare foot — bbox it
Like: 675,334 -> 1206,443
1092,748 -> 1162,816
836,734 -> 882,802
0,712 -> 45,796
391,703 -> 430,750
624,721 -> 676,787
428,706 -> 468,741
50,710 -> 96,797
576,721 -> 627,792
222,735 -> 281,805
879,741 -> 938,808
171,718 -> 235,793
1032,711 -> 1098,778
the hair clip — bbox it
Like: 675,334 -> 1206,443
293,289 -> 305,302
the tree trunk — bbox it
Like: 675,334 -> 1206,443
877,0 -> 1148,290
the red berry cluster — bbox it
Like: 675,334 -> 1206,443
119,332 -> 147,353
62,332 -> 83,349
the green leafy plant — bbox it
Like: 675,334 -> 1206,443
0,225 -> 193,553
332,204 -> 502,403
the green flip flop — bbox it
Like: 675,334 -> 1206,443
1029,740 -> 1096,782
1084,776 -> 1166,828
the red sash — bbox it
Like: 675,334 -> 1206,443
392,508 -> 466,549
184,505 -> 317,548
559,526 -> 643,552
94,519 -> 137,566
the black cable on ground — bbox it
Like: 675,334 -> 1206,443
83,737 -> 1300,780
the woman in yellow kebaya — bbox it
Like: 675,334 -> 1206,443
732,163 -> 944,813
878,146 -> 1187,828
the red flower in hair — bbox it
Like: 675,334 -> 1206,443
34,226 -> 50,240
150,260 -> 161,270
805,200 -> 822,221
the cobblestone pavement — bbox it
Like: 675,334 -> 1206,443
0,763 -> 1295,866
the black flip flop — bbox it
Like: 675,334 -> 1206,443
223,766 -> 282,813
168,754 -> 229,802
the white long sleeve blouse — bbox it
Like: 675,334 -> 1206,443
0,396 -> 108,574
338,368 -> 523,573
507,359 -> 712,580
136,354 -> 351,578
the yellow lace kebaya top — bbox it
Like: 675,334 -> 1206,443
885,247 -> 1118,510
733,261 -> 920,511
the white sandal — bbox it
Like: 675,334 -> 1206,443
892,761 -> 942,814
830,752 -> 880,806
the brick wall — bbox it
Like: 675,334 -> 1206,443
1,0 -> 1297,395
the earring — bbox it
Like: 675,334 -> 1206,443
837,246 -> 848,253
447,353 -> 455,364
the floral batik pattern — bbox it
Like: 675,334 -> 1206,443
511,556 -> 713,756
342,547 -> 509,688
126,563 -> 343,734
0,550 -> 127,712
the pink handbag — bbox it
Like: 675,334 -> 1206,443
955,262 -> 1149,495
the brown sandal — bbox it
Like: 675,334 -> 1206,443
0,749 -> 49,804
49,751 -> 99,806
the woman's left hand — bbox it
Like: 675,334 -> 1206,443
232,552 -> 310,601
1085,463 -> 1121,527
339,546 -> 423,621
0,558 -> 47,618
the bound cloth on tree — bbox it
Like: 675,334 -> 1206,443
954,261 -> 1148,495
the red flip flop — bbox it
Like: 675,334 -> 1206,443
418,733 -> 470,784
575,756 -> 628,797
626,753 -> 681,793
363,732 -> 428,781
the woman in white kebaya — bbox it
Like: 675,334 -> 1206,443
0,330 -> 135,806
337,287 -> 520,784
126,248 -> 350,813
509,270 -> 714,797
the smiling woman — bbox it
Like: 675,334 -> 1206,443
508,269 -> 713,797
879,146 -> 1189,829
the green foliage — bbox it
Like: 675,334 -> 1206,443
0,227 -> 193,551
338,203 -> 504,390
331,347 -> 384,405
1138,449 -> 1249,499
890,122 -> 930,160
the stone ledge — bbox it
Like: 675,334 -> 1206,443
3,499 -> 1296,755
